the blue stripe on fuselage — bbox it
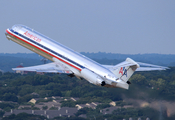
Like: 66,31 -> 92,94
10,29 -> 85,69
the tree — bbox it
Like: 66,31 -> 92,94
2,93 -> 18,102
18,95 -> 33,104
130,74 -> 147,85
61,100 -> 76,107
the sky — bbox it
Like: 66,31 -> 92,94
0,1 -> 175,54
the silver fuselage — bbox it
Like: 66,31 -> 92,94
5,25 -> 117,82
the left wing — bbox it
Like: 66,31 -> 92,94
13,62 -> 72,73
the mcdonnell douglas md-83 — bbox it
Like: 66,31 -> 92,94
5,25 -> 168,90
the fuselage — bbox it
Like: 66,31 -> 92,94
5,24 -> 117,82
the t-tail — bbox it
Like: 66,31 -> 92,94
112,58 -> 140,89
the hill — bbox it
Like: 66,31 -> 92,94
82,52 -> 175,66
0,53 -> 174,72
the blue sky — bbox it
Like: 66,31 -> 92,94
0,1 -> 175,54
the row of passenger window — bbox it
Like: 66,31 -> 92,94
12,26 -> 100,69
11,29 -> 84,69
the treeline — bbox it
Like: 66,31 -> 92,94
0,72 -> 123,104
1,53 -> 175,72
82,52 -> 175,66
0,56 -> 43,72
0,68 -> 175,103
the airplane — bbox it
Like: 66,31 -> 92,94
5,24 -> 168,90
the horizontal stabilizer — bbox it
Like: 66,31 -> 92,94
136,67 -> 167,71
103,60 -> 169,72
136,62 -> 169,71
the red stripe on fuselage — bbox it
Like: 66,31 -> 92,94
6,29 -> 82,71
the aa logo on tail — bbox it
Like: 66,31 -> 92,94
119,67 -> 127,77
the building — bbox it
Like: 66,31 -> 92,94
4,107 -> 78,119
15,65 -> 28,74
76,102 -> 100,110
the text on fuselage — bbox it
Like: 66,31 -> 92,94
24,31 -> 41,42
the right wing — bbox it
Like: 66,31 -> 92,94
12,62 -> 72,73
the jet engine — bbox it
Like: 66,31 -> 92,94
81,68 -> 105,86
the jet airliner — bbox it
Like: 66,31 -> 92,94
5,25 -> 168,89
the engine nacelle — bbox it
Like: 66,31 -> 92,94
81,68 -> 104,86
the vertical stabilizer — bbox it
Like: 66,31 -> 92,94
112,58 -> 140,83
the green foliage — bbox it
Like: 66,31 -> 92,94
18,95 -> 33,104
18,85 -> 34,96
130,74 -> 147,85
0,103 -> 18,111
48,88 -> 62,96
2,93 -> 18,102
61,100 -> 76,107
3,107 -> 11,112
96,103 -> 110,109
0,72 -> 124,104
0,68 -> 175,104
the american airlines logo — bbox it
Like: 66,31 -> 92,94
24,31 -> 41,42
119,67 -> 127,77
